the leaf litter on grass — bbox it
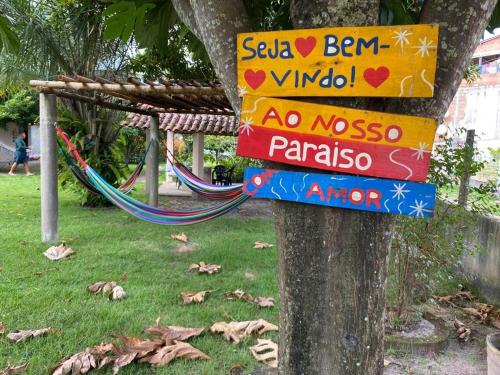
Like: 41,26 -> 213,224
6,327 -> 51,343
51,343 -> 114,375
225,290 -> 274,308
0,363 -> 28,375
188,262 -> 221,274
171,233 -> 189,243
254,241 -> 273,249
144,323 -> 204,344
249,339 -> 278,368
43,243 -> 75,260
209,319 -> 278,344
51,323 -> 209,374
87,281 -> 127,301
180,291 -> 210,304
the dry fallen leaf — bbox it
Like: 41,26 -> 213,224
463,307 -> 486,321
88,281 -> 117,294
43,243 -> 75,261
224,290 -> 254,303
110,352 -> 136,375
224,290 -> 274,308
111,286 -> 127,300
253,297 -> 275,308
0,364 -> 28,375
140,340 -> 210,367
209,319 -> 278,344
51,343 -> 113,375
434,290 -> 474,306
112,335 -> 164,357
188,262 -> 221,274
181,291 -> 209,304
7,328 -> 51,343
88,282 -> 126,301
144,325 -> 204,344
228,364 -> 245,375
249,339 -> 278,368
454,319 -> 471,341
120,274 -> 128,281
254,241 -> 273,249
474,303 -> 500,329
171,233 -> 189,243
0,322 -> 5,334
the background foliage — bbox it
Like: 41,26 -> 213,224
0,90 -> 38,129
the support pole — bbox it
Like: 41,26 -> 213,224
40,93 -> 58,243
147,116 -> 159,207
458,129 -> 475,207
192,133 -> 205,180
166,130 -> 174,183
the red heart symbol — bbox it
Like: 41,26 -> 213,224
295,36 -> 317,57
363,67 -> 390,88
244,69 -> 266,90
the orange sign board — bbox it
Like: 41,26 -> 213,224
237,24 -> 439,97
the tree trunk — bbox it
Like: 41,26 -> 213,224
171,0 -> 498,374
275,203 -> 394,374
275,2 -> 392,374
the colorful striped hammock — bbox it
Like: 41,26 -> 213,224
56,127 -> 250,225
57,136 -> 149,194
170,160 -> 243,199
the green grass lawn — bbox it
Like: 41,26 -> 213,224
0,175 -> 277,374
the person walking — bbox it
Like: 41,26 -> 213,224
8,130 -> 34,176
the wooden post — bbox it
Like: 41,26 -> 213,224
192,133 -> 204,180
458,129 -> 475,207
166,130 -> 174,183
147,116 -> 159,207
40,93 -> 58,243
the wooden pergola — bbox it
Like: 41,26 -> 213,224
29,76 -> 237,243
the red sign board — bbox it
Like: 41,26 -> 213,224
236,96 -> 437,182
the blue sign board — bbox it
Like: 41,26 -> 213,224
243,167 -> 436,218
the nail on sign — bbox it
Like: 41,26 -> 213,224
237,24 -> 439,97
243,168 -> 436,218
236,96 -> 436,182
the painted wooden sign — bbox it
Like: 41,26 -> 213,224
243,167 -> 436,218
237,24 -> 438,97
236,96 -> 436,182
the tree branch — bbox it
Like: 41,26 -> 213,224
171,0 -> 202,41
184,0 -> 252,113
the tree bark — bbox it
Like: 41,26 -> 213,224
276,2 -> 392,374
173,0 -> 251,112
172,0 -> 498,374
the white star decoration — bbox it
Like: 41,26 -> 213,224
390,183 -> 410,200
238,85 -> 248,97
239,116 -> 254,136
411,142 -> 430,160
392,29 -> 412,51
412,37 -> 436,57
409,200 -> 432,218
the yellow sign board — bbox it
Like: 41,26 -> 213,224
237,24 -> 439,98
